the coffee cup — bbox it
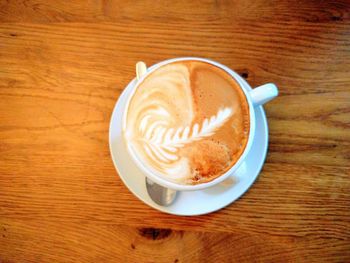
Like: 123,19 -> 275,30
122,57 -> 278,191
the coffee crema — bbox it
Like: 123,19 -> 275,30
124,61 -> 250,185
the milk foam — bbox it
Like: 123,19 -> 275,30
124,61 -> 250,185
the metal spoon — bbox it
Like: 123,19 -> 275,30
145,177 -> 178,206
135,61 -> 178,206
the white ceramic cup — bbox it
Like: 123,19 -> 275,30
123,57 -> 278,191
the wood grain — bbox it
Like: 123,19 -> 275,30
1,219 -> 348,263
0,0 -> 350,262
0,0 -> 349,23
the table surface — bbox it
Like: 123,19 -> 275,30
0,1 -> 349,262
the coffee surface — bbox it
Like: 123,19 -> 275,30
124,60 -> 250,185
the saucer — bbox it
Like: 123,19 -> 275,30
109,78 -> 268,216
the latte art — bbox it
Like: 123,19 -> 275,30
140,107 -> 233,163
124,61 -> 250,185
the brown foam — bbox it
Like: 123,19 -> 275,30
185,61 -> 250,184
124,60 -> 250,185
184,140 -> 232,184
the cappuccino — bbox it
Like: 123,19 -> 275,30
124,61 -> 250,185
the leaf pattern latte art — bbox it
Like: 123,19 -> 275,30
138,107 -> 233,163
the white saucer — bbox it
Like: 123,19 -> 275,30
109,78 -> 268,216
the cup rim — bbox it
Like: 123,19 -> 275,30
122,57 -> 256,191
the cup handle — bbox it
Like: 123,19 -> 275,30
249,83 -> 278,106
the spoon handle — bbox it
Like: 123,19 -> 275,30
136,61 -> 147,80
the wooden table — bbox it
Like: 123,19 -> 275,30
0,1 -> 349,262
